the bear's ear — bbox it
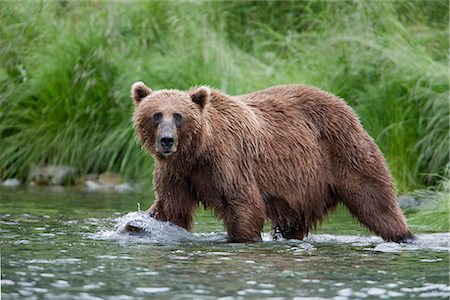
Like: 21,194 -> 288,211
131,82 -> 152,106
189,86 -> 211,109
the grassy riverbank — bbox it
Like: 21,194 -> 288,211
1,1 -> 448,195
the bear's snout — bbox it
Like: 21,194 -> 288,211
157,134 -> 176,156
156,121 -> 178,157
160,136 -> 174,150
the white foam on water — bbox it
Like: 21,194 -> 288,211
82,282 -> 105,290
1,279 -> 15,286
50,280 -> 71,288
136,287 -> 171,294
106,296 -> 135,300
26,258 -> 81,264
136,271 -> 159,276
337,288 -> 352,297
193,232 -> 228,242
77,292 -> 104,300
17,281 -> 34,287
334,283 -> 450,299
304,233 -> 450,252
236,288 -> 273,295
371,233 -> 450,252
366,287 -> 387,296
27,287 -> 48,293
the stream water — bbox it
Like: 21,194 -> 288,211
1,187 -> 449,299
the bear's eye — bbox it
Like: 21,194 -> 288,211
152,112 -> 163,125
173,113 -> 183,126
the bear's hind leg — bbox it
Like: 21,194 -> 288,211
224,203 -> 265,242
221,185 -> 266,243
271,223 -> 308,240
265,197 -> 309,240
338,179 -> 414,243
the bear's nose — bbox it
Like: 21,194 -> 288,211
160,136 -> 174,149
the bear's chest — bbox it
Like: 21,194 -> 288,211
188,165 -> 222,209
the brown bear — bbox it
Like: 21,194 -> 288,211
131,82 -> 414,243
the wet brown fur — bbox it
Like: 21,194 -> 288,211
131,83 -> 414,243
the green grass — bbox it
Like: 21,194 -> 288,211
1,1 -> 448,194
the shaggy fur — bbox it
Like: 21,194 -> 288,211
131,82 -> 414,243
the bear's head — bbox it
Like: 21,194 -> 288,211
131,82 -> 210,159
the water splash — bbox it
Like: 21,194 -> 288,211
94,211 -> 450,252
94,211 -> 193,243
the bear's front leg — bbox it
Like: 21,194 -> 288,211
147,180 -> 197,231
147,200 -> 167,221
221,185 -> 265,243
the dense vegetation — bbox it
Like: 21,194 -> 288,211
1,1 -> 448,194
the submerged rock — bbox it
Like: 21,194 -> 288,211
2,178 -> 21,187
29,165 -> 76,185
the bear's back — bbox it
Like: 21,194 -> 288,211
234,85 -> 360,140
238,84 -> 347,116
